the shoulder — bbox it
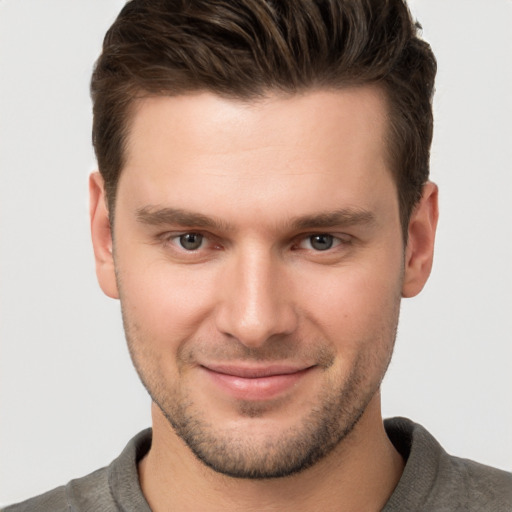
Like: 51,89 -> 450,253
2,486 -> 68,512
2,467 -> 109,512
435,454 -> 512,510
3,429 -> 152,512
384,417 -> 512,511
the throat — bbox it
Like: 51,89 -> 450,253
138,399 -> 404,512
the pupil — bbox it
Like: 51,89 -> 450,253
180,233 -> 202,250
311,234 -> 333,251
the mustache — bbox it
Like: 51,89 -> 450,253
177,336 -> 335,369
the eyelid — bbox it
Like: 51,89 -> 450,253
159,230 -> 222,251
156,230 -> 352,253
294,232 -> 352,250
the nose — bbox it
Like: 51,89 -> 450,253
214,247 -> 298,348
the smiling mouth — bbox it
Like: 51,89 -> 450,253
200,364 -> 315,401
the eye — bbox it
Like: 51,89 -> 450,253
178,233 -> 204,250
295,233 -> 351,252
308,234 -> 335,251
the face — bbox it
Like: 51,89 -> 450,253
91,88 -> 434,479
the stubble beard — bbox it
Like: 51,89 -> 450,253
122,310 -> 398,480
154,353 -> 382,479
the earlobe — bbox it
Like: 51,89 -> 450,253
402,181 -> 439,298
89,172 -> 119,299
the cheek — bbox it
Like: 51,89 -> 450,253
298,256 -> 403,346
115,251 -> 219,343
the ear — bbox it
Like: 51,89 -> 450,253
402,181 -> 439,298
89,172 -> 119,299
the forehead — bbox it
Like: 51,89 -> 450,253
124,86 -> 389,164
117,87 -> 396,229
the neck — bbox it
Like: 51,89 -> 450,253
138,394 -> 404,512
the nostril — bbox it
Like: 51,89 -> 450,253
215,301 -> 298,348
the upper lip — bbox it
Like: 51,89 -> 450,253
201,364 -> 313,378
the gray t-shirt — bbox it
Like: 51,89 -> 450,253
4,417 -> 512,511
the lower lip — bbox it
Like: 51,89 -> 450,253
202,367 -> 313,401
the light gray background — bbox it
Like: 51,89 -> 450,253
1,0 -> 511,505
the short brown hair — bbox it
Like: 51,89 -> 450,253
91,0 -> 436,237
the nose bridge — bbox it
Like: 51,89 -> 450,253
215,243 -> 297,347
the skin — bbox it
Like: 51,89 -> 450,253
90,87 -> 438,511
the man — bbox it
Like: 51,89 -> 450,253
4,0 -> 511,510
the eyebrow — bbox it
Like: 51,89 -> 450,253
136,206 -> 233,231
136,205 -> 376,232
290,208 -> 376,230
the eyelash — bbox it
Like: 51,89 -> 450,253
161,232 -> 215,251
293,233 -> 352,252
159,231 -> 352,254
